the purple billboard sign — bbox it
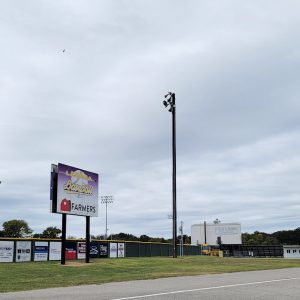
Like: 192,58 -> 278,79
56,163 -> 98,217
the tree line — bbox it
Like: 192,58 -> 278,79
0,219 -> 191,243
242,228 -> 300,245
1,219 -> 300,245
93,232 -> 191,244
0,219 -> 62,239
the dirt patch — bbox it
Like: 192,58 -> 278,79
61,261 -> 92,267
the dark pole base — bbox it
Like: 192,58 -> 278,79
86,216 -> 90,263
61,214 -> 67,265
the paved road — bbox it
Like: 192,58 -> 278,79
1,268 -> 300,299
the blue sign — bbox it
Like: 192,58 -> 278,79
34,242 -> 48,261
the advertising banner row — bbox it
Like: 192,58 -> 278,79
0,241 -> 125,263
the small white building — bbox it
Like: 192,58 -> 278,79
191,222 -> 242,245
283,245 -> 300,259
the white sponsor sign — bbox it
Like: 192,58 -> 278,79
191,223 -> 242,245
0,241 -> 14,262
16,241 -> 31,262
34,241 -> 48,261
118,243 -> 125,258
49,242 -> 61,260
109,243 -> 117,258
77,242 -> 86,259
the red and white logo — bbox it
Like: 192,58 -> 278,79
60,199 -> 71,212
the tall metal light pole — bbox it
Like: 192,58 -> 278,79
163,92 -> 177,258
179,221 -> 184,257
101,196 -> 113,239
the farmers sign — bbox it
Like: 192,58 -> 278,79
52,163 -> 99,217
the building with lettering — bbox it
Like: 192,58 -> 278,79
191,222 -> 242,245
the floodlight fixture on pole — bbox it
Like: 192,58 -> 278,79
162,92 -> 177,258
101,195 -> 114,239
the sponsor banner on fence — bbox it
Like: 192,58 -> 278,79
34,241 -> 48,261
49,242 -> 61,260
99,243 -> 108,258
0,241 -> 14,262
77,242 -> 86,259
56,163 -> 99,217
109,242 -> 117,258
65,241 -> 77,260
16,241 -> 31,262
89,242 -> 99,258
118,243 -> 125,258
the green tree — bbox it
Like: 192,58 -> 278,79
108,233 -> 139,241
139,235 -> 150,242
262,236 -> 279,245
182,235 -> 191,244
242,231 -> 280,245
272,227 -> 300,245
41,226 -> 61,239
32,233 -> 43,238
2,219 -> 33,238
149,237 -> 168,243
256,232 -> 264,244
91,234 -> 105,240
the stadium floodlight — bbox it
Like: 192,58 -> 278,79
101,196 -> 114,239
162,92 -> 177,258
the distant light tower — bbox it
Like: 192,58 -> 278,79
163,92 -> 177,258
179,221 -> 184,257
101,196 -> 113,239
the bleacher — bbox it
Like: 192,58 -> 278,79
220,244 -> 283,257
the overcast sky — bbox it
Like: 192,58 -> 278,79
1,0 -> 300,239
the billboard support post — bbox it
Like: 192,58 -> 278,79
86,216 -> 90,263
61,213 -> 66,265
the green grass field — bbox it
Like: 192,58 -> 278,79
1,256 -> 300,293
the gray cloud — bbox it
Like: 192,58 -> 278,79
1,0 -> 300,238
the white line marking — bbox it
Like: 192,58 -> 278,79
111,277 -> 300,300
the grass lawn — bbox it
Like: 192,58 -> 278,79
1,256 -> 300,293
